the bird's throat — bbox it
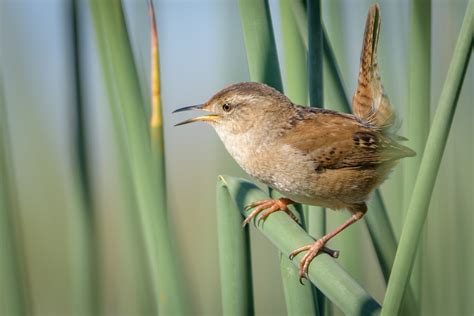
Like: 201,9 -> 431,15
213,124 -> 273,175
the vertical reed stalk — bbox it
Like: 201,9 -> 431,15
404,0 -> 431,308
71,0 -> 98,313
89,1 -> 189,313
0,73 -> 30,316
306,0 -> 325,237
307,1 -> 326,314
322,29 -> 351,113
237,0 -> 283,91
280,255 -> 318,316
382,2 -> 473,314
88,1 -> 152,311
216,178 -> 254,315
280,0 -> 308,105
148,0 -> 167,209
308,0 -> 323,107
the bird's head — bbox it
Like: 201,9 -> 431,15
174,82 -> 292,134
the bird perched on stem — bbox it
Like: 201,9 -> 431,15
174,4 -> 414,281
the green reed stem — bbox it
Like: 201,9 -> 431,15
237,0 -> 283,91
216,179 -> 254,315
219,176 -> 381,315
381,2 -> 473,314
307,1 -> 327,314
89,1 -> 189,313
404,0 -> 431,307
71,1 -> 99,314
280,255 -> 319,316
280,0 -> 308,105
148,0 -> 167,212
0,71 -> 31,316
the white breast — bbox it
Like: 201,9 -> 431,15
214,125 -> 260,174
213,125 -> 316,197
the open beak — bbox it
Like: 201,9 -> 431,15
173,104 -> 220,126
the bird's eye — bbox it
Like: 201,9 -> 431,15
222,103 -> 232,112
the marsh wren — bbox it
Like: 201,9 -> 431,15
174,4 -> 414,280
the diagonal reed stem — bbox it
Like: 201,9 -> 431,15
381,2 -> 473,314
218,175 -> 381,315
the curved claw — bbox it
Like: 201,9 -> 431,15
289,245 -> 312,260
257,204 -> 281,224
289,244 -> 339,260
242,198 -> 296,228
299,271 -> 308,285
290,239 -> 340,283
299,274 -> 307,285
244,199 -> 272,211
242,202 -> 273,228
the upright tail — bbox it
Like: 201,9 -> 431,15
352,4 -> 396,132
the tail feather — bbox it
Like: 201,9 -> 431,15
352,4 -> 396,132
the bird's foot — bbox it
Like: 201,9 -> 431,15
242,198 -> 297,227
289,238 -> 336,284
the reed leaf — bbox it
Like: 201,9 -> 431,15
89,2 -> 153,311
218,176 -> 381,315
404,0 -> 432,211
280,0 -> 308,105
308,0 -> 323,108
270,190 -> 320,315
404,0 -> 431,306
307,1 -> 327,314
322,29 -> 351,114
0,72 -> 30,316
381,2 -> 473,314
306,0 -> 326,238
237,0 -> 282,91
148,0 -> 166,205
216,179 -> 254,315
280,255 -> 319,316
88,1 -> 189,313
71,0 -> 98,313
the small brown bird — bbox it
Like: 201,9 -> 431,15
174,4 -> 414,280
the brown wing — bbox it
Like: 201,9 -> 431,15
280,112 -> 414,169
352,4 -> 396,131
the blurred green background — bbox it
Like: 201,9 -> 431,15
0,0 -> 472,315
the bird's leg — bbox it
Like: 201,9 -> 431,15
289,203 -> 367,283
242,198 -> 297,227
